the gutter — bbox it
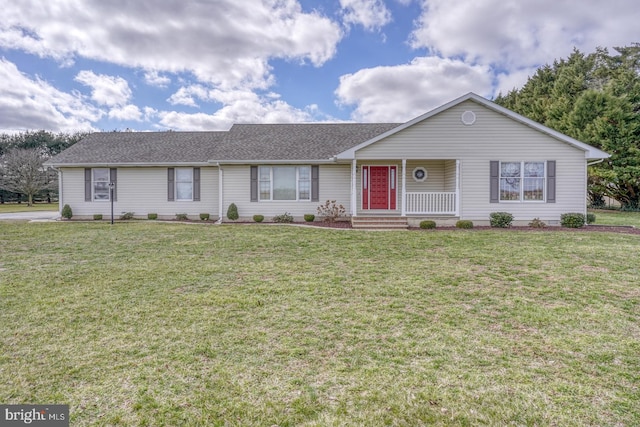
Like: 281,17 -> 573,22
207,158 -> 340,165
587,158 -> 605,166
45,161 -> 212,168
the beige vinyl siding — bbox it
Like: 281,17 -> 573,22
60,167 -> 218,218
356,100 -> 588,222
404,160 -> 447,193
221,164 -> 351,220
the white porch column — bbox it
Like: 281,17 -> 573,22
401,159 -> 407,217
455,159 -> 461,217
351,159 -> 357,217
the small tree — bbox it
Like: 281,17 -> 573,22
0,148 -> 51,206
227,203 -> 239,221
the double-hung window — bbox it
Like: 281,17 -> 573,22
168,167 -> 200,202
258,166 -> 311,201
500,161 -> 545,202
175,168 -> 193,201
92,168 -> 110,201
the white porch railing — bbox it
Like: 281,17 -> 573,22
405,192 -> 456,214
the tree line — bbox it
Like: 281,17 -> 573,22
495,44 -> 640,210
2,45 -> 639,208
0,131 -> 86,205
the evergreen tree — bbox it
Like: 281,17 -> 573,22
496,44 -> 640,210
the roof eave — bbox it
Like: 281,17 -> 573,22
208,158 -> 338,165
45,161 -> 213,168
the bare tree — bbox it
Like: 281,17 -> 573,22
0,148 -> 52,206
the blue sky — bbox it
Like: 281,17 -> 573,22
0,0 -> 637,133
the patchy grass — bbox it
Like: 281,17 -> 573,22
0,202 -> 59,213
590,209 -> 640,227
1,222 -> 639,426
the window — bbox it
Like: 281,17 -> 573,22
258,166 -> 311,201
500,161 -> 545,201
168,167 -> 199,202
175,168 -> 193,201
93,168 -> 110,201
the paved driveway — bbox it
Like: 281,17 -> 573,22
0,211 -> 60,221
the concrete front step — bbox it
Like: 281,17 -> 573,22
351,217 -> 409,229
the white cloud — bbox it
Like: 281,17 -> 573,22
75,70 -> 132,107
0,0 -> 343,90
335,56 -> 493,122
0,58 -> 99,132
409,0 -> 640,71
167,85 -> 209,108
340,0 -> 392,31
144,70 -> 171,88
108,104 -> 143,121
158,90 -> 325,131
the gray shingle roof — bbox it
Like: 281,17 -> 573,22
46,123 -> 400,166
219,123 -> 399,161
46,131 -> 228,165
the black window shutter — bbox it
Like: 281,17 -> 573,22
489,161 -> 499,203
109,168 -> 117,202
250,166 -> 258,202
311,165 -> 319,202
193,167 -> 201,201
547,160 -> 556,203
167,168 -> 175,201
85,168 -> 92,202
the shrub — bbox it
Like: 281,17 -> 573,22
272,212 -> 294,223
119,212 -> 135,220
490,212 -> 514,228
253,214 -> 264,223
61,204 -> 72,220
227,203 -> 239,221
175,213 -> 189,221
93,214 -> 103,221
304,214 -> 315,222
199,213 -> 210,221
529,218 -> 547,228
561,212 -> 586,228
419,220 -> 436,229
147,213 -> 158,220
317,200 -> 346,222
456,220 -> 474,229
586,212 -> 596,224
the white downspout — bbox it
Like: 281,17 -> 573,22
351,159 -> 357,217
401,159 -> 406,217
216,163 -> 223,224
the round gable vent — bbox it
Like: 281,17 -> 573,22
461,110 -> 476,125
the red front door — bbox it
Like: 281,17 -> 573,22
363,166 -> 397,210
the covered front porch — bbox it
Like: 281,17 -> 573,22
350,159 -> 460,219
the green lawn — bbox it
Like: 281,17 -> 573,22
0,202 -> 59,213
590,209 -> 640,227
1,223 -> 638,426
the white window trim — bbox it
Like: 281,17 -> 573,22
92,168 -> 110,202
499,161 -> 546,203
258,165 -> 311,202
175,167 -> 194,201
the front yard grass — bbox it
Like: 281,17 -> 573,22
590,208 -> 640,228
1,222 -> 638,426
0,202 -> 59,213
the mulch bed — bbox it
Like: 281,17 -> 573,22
410,225 -> 640,235
303,222 -> 640,234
